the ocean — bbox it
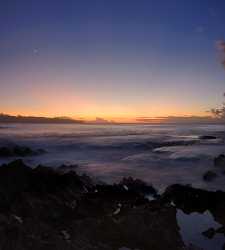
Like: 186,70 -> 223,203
0,123 -> 224,192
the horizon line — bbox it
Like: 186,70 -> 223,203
0,112 -> 224,125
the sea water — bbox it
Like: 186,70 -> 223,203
0,123 -> 224,191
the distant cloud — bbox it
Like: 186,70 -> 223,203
89,117 -> 115,124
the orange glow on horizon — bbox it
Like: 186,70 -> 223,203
0,63 -> 217,124
1,80 -> 210,123
2,107 -> 209,123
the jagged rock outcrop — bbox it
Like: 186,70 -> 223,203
0,160 -> 184,250
162,183 -> 225,243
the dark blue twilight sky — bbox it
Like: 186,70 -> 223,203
0,0 -> 225,121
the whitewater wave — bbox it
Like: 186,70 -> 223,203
0,123 -> 224,191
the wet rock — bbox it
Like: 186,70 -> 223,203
119,177 -> 158,197
202,227 -> 215,239
162,184 -> 225,234
186,244 -> 204,250
31,165 -> 94,195
78,183 -> 150,217
0,160 -> 185,250
162,184 -> 211,213
12,215 -> 23,224
162,184 -> 225,214
0,159 -> 94,216
61,230 -> 71,242
73,200 -> 184,250
216,226 -> 225,234
112,206 -> 121,215
214,154 -> 225,168
199,135 -> 217,140
0,159 -> 32,211
203,170 -> 217,182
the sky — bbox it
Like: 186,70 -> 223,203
1,0 -> 225,122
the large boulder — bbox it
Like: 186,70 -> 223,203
119,176 -> 158,197
162,184 -> 225,228
202,170 -> 217,182
71,201 -> 184,250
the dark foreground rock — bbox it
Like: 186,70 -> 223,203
0,160 -> 184,250
203,170 -> 218,182
162,184 -> 225,213
202,228 -> 215,239
119,176 -> 159,197
162,184 -> 225,233
57,164 -> 79,173
162,184 -> 225,250
2,160 -> 225,250
0,146 -> 45,157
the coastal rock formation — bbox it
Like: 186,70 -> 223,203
162,184 -> 225,234
119,176 -> 158,197
202,228 -> 216,239
202,170 -> 218,182
162,184 -> 225,250
199,135 -> 217,140
0,160 -> 184,250
1,160 -> 225,249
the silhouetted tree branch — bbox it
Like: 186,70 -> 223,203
210,93 -> 225,119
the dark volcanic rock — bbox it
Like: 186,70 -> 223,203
186,244 -> 204,250
202,227 -> 215,239
214,154 -> 225,168
119,176 -> 158,197
199,135 -> 217,140
0,146 -> 46,157
216,226 -> 225,234
162,184 -> 225,213
0,160 -> 184,250
162,184 -> 225,231
72,201 -> 183,250
203,170 -> 218,182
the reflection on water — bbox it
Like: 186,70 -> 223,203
177,210 -> 225,250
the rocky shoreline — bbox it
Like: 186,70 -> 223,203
0,160 -> 225,250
